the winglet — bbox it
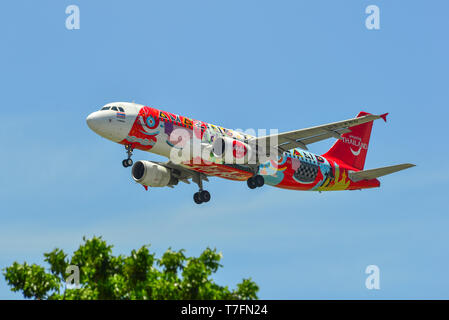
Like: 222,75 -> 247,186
380,113 -> 389,122
143,185 -> 148,191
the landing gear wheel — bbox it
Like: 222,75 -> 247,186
122,144 -> 134,168
247,177 -> 257,189
193,173 -> 211,204
193,192 -> 203,204
255,175 -> 265,187
199,190 -> 211,203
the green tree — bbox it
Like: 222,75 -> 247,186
3,236 -> 258,300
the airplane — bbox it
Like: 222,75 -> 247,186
86,102 -> 415,204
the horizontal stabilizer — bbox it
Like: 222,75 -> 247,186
348,163 -> 415,182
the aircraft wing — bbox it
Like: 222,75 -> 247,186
348,163 -> 416,182
250,113 -> 388,152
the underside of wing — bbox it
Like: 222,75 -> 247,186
155,161 -> 199,184
159,160 -> 253,183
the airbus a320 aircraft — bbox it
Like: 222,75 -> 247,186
86,102 -> 414,204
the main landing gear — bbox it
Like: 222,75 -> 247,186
193,173 -> 211,204
247,175 -> 264,189
122,144 -> 134,168
193,190 -> 211,204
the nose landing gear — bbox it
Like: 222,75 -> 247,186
122,144 -> 134,168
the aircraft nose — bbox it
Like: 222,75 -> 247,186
86,105 -> 138,142
86,112 -> 101,132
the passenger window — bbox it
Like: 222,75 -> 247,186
118,107 -> 124,112
101,106 -> 110,111
111,107 -> 118,111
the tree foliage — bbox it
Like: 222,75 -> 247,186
3,236 -> 258,300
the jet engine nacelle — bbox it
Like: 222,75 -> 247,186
131,160 -> 178,187
212,137 -> 254,164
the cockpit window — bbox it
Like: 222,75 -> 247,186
101,106 -> 111,111
118,107 -> 124,112
111,106 -> 118,111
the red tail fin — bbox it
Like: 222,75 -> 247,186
322,111 -> 375,170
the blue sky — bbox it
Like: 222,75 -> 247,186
0,0 -> 448,299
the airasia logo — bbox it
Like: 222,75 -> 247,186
232,140 -> 247,158
343,135 -> 368,156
